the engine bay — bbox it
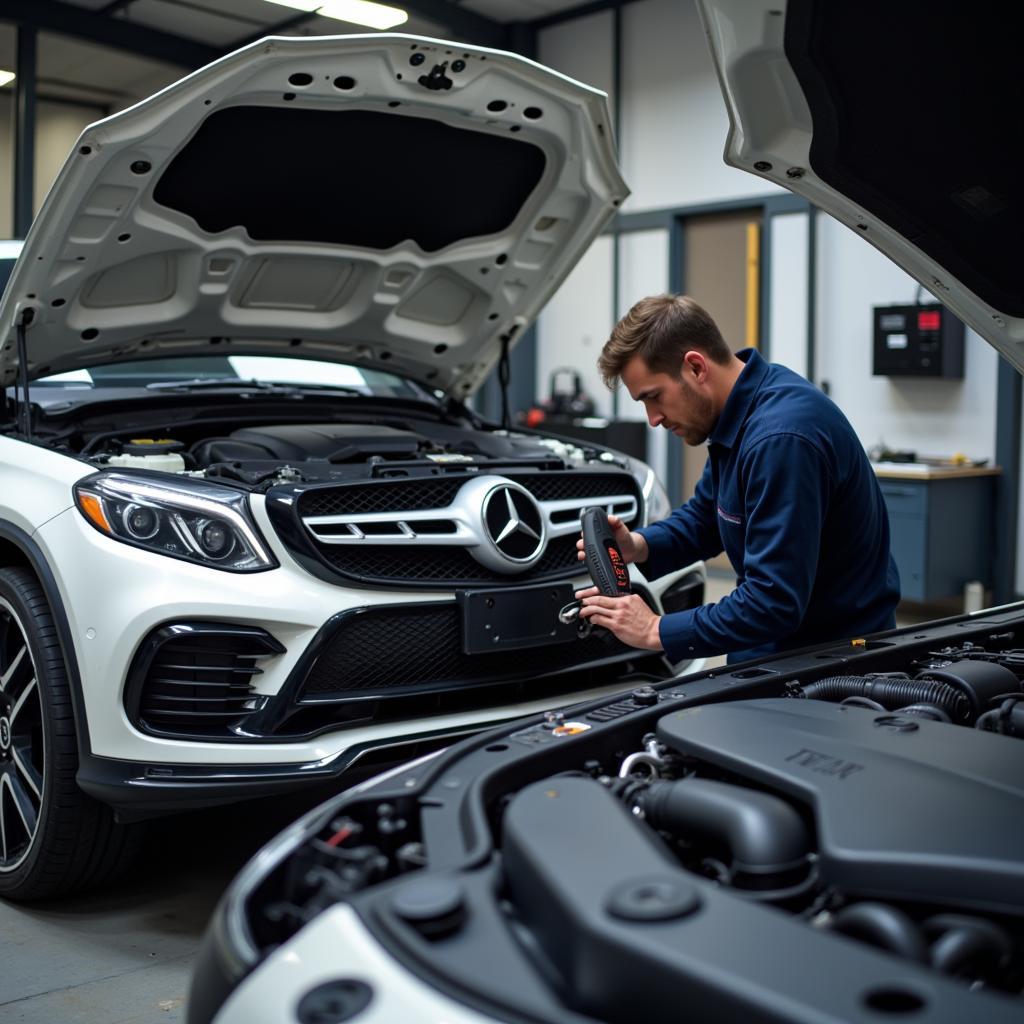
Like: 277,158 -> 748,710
231,618 -> 1024,1023
36,398 -> 612,489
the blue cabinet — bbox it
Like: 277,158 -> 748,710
876,469 -> 998,603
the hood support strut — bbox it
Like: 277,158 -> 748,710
498,334 -> 511,430
16,307 -> 34,441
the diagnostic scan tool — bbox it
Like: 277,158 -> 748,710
560,507 -> 632,638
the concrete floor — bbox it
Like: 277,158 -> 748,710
0,576 -> 956,1023
0,789 -> 339,1023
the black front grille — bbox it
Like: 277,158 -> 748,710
291,471 -> 641,587
318,534 -> 580,585
506,473 -> 635,502
126,624 -> 284,736
300,601 -> 635,697
299,478 -> 463,517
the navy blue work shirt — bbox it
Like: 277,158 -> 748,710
637,349 -> 900,663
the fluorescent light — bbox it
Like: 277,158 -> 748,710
263,0 -> 408,29
0,70 -> 16,88
318,0 -> 407,28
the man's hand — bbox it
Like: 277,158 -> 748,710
574,588 -> 663,650
575,514 -> 648,565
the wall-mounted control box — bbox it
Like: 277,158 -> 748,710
872,303 -> 965,378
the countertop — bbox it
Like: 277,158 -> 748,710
872,462 -> 1001,480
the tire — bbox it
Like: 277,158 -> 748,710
0,566 -> 143,900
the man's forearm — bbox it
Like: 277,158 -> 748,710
630,530 -> 649,564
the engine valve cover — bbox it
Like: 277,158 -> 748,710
656,698 -> 1024,914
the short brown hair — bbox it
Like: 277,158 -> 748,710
598,294 -> 732,388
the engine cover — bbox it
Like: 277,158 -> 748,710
656,698 -> 1024,914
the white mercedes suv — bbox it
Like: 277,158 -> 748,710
0,34 -> 704,900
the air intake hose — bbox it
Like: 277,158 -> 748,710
925,914 -> 1012,975
828,903 -> 929,963
637,778 -> 810,878
800,676 -> 971,722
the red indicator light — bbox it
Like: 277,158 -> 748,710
918,310 -> 941,331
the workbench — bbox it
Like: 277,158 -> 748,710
873,464 -> 1000,603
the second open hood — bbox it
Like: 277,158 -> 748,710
699,0 -> 1024,372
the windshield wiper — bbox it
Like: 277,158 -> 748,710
145,377 -> 363,396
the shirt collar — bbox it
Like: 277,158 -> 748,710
708,348 -> 768,450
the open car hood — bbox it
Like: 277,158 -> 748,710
699,0 -> 1024,372
0,33 -> 627,395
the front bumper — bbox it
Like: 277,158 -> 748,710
35,503 -> 703,782
76,724 -> 479,818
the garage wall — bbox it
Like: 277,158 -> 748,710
537,9 -> 614,118
535,235 -> 614,418
539,0 -> 784,214
0,94 -> 105,238
618,0 -> 783,212
768,211 -> 809,377
815,213 -> 998,464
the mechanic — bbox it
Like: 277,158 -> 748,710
576,293 -> 900,663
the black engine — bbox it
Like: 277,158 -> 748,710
229,634 -> 1024,1024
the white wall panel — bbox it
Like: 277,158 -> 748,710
768,212 -> 809,376
617,228 -> 671,484
537,10 -> 614,111
816,213 -> 998,463
0,96 -> 104,238
619,0 -> 783,212
535,235 -> 614,417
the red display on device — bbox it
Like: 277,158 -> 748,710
917,310 -> 941,332
608,545 -> 630,591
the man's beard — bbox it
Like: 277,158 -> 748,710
676,376 -> 716,446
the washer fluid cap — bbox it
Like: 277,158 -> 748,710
123,438 -> 184,455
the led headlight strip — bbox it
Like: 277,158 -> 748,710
73,472 -> 277,573
622,455 -> 671,526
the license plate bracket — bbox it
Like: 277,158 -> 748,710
460,583 -> 578,655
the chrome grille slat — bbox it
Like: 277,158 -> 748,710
288,471 -> 644,586
301,478 -> 638,547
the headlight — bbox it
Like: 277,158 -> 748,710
625,457 -> 672,525
73,472 -> 277,572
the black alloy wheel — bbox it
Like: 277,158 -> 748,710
0,567 -> 142,900
0,587 -> 45,874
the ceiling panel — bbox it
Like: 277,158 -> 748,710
113,0 -> 276,47
462,0 -> 588,22
37,30 -> 182,107
55,0 -> 115,10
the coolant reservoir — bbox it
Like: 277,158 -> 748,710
107,439 -> 186,473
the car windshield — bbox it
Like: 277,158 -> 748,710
35,354 -> 429,400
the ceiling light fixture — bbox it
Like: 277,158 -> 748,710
263,0 -> 408,30
0,70 -> 16,88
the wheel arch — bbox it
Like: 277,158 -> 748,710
0,521 -> 93,757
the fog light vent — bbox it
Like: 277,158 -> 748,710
125,622 -> 284,737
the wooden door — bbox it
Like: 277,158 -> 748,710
682,210 -> 761,571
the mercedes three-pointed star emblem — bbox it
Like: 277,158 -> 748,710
482,483 -> 545,566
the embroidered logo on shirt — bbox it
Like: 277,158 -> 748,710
717,504 -> 743,525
